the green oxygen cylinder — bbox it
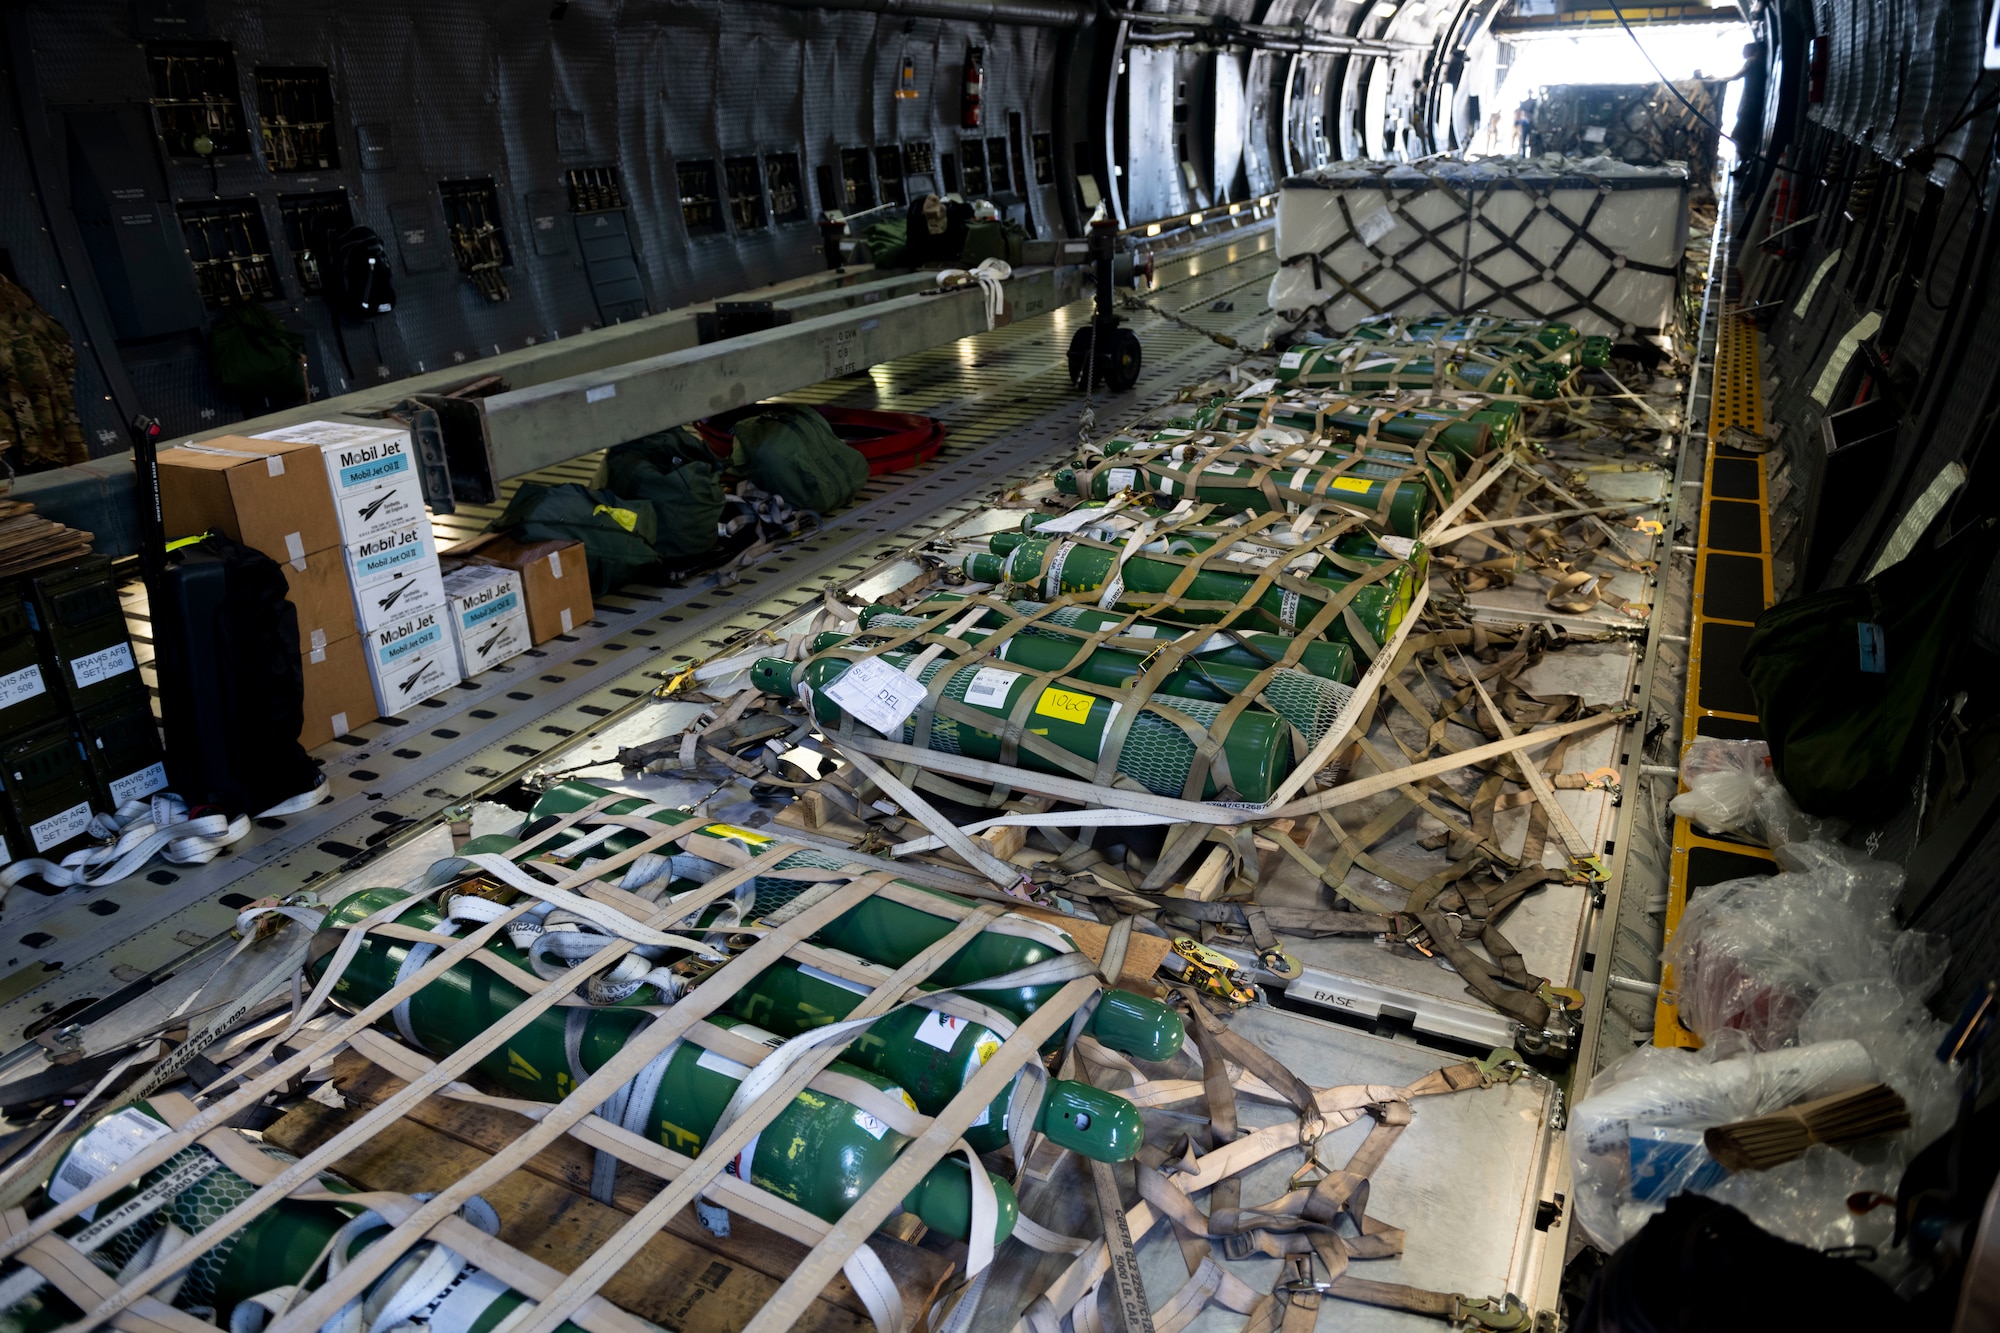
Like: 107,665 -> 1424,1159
960,531 -> 1422,647
1349,313 -> 1583,358
1096,433 -> 1459,503
757,644 -> 1294,802
817,619 -> 1352,745
509,784 -> 1184,1070
1275,345 -> 1553,399
18,1102 -> 355,1332
1206,398 -> 1513,455
1054,454 -> 1436,537
311,888 -> 1018,1243
1004,510 -> 1407,573
727,954 -> 1142,1160
875,592 -> 1357,684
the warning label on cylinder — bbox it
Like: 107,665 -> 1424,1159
1034,686 -> 1096,725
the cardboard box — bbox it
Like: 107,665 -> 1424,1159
279,546 -> 360,655
455,535 -> 593,644
443,565 -> 524,634
157,436 -> 341,564
251,419 -> 418,505
451,609 -> 531,678
364,607 -> 462,715
346,519 -> 439,590
333,471 -> 428,546
301,634 -> 377,750
350,556 -> 446,635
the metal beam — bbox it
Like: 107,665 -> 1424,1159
480,264 -> 1086,478
752,0 -> 1089,25
1491,4 -> 1741,32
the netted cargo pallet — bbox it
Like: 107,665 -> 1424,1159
0,795 -> 1149,1333
1268,157 -> 1690,338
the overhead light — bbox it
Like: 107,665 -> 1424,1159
1188,211 -> 1203,225
1146,223 -> 1162,236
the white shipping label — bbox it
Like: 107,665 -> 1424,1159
1237,377 -> 1278,397
1354,206 -> 1398,247
559,608 -> 574,634
962,666 -> 1020,710
0,663 -> 47,711
70,643 -> 136,689
853,1111 -> 890,1140
824,656 -> 928,735
31,800 -> 93,853
1582,125 -> 1608,144
110,762 -> 169,806
971,1104 -> 991,1128
913,1010 -> 968,1052
1278,351 -> 1304,370
1105,466 -> 1138,493
547,550 -> 564,579
1378,535 -> 1417,558
695,1047 -> 752,1081
49,1108 -> 171,1206
585,384 -> 617,403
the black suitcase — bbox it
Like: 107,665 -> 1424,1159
133,417 -> 321,814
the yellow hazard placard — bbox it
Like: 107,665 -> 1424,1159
1330,477 -> 1373,493
1034,686 -> 1096,724
704,823 -> 772,845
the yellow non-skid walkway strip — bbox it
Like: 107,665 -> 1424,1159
1655,305 -> 1778,1047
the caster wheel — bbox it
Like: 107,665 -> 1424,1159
1067,325 -> 1144,392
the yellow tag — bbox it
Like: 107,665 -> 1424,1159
975,1040 -> 1000,1066
1329,476 -> 1373,493
1034,687 -> 1096,724
593,504 -> 640,531
703,822 -> 772,845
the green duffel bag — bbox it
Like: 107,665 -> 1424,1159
489,482 -> 662,593
960,219 -> 1026,267
209,304 -> 308,407
729,405 -> 868,513
595,427 -> 725,561
863,217 -> 909,267
1743,518 -> 2000,817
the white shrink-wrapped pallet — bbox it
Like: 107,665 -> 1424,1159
1268,155 -> 1691,338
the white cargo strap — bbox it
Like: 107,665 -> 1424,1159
890,806 -> 1185,857
391,918 -> 459,1048
0,785 -> 317,896
440,852 -> 725,957
293,1195 -> 507,1333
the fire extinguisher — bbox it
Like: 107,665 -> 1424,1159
962,45 -> 984,129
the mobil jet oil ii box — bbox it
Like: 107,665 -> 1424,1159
442,566 -> 530,678
364,605 -> 462,715
250,419 -> 417,513
346,520 -> 445,632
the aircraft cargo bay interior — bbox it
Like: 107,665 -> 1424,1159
0,2 -> 1995,1331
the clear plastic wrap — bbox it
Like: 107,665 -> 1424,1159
1569,1040 -> 1878,1249
1669,738 -> 1846,845
1668,840 -> 1941,1054
1575,841 -> 1959,1253
1669,738 -> 1771,838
